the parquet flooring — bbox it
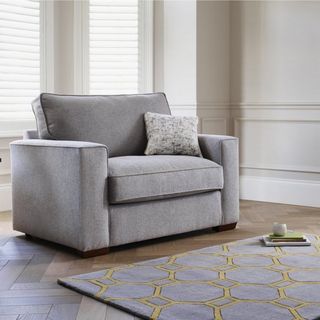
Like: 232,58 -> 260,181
0,200 -> 319,319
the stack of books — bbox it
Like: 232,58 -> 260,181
262,231 -> 311,247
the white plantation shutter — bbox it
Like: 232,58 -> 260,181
0,0 -> 40,113
89,0 -> 140,95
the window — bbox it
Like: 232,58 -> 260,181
89,0 -> 139,95
0,0 -> 40,113
75,0 -> 153,95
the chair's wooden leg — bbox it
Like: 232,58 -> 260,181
214,222 -> 237,232
78,247 -> 111,258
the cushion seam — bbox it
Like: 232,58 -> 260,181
109,187 -> 222,203
108,165 -> 222,178
39,93 -> 54,139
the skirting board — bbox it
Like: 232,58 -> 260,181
0,184 -> 12,212
240,175 -> 320,208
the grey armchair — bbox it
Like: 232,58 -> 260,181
10,93 -> 239,257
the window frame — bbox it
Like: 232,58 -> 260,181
40,0 -> 54,94
74,0 -> 154,95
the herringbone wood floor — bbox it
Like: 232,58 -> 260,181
0,200 -> 319,319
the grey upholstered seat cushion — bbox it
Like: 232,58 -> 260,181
108,155 -> 223,204
32,93 -> 170,157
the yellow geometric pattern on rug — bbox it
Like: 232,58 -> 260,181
59,235 -> 320,320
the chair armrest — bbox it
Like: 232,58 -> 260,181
23,129 -> 39,139
198,134 -> 239,225
12,139 -> 109,149
10,139 -> 109,251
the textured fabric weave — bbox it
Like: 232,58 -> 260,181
10,139 -> 109,251
11,133 -> 239,252
144,112 -> 201,156
108,155 -> 223,204
199,135 -> 239,226
109,191 -> 222,246
32,93 -> 171,157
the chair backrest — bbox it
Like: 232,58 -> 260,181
32,93 -> 171,157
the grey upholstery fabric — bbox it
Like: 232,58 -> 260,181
198,135 -> 239,225
10,139 -> 109,251
109,191 -> 222,246
10,93 -> 239,253
144,112 -> 201,156
23,129 -> 39,139
108,155 -> 223,204
32,93 -> 171,157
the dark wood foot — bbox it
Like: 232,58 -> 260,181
25,233 -> 110,258
214,222 -> 237,232
78,247 -> 110,258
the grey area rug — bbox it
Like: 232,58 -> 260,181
58,235 -> 320,320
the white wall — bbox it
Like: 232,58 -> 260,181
196,0 -> 230,134
230,1 -> 320,207
155,0 -> 320,207
154,0 -> 197,117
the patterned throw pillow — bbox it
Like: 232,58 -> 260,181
144,112 -> 202,156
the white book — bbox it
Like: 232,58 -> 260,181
261,235 -> 311,247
